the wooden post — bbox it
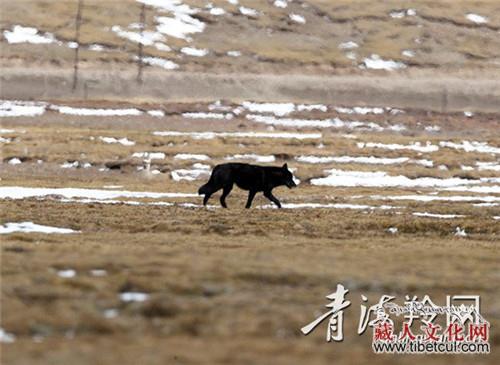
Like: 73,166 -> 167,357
137,3 -> 146,84
72,0 -> 83,91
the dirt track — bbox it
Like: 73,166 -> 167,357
2,67 -> 500,113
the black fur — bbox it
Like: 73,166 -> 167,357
198,163 -> 297,208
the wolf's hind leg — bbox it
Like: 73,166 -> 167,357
264,190 -> 281,208
220,184 -> 233,208
245,190 -> 257,209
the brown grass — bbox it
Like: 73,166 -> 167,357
2,0 -> 500,74
1,90 -> 499,365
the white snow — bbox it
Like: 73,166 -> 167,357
425,125 -> 441,132
208,100 -> 233,112
334,106 -> 385,115
3,25 -> 56,44
246,114 -> 383,130
52,105 -> 142,116
139,56 -> 179,69
154,42 -> 172,51
357,141 -> 439,153
454,227 -> 467,237
442,186 -> 500,194
99,136 -> 135,146
225,154 -> 276,163
0,222 -> 79,234
413,212 -> 465,219
182,112 -> 233,120
111,25 -> 164,45
138,0 -> 205,41
227,50 -> 241,57
242,101 -> 295,116
90,269 -> 107,276
311,169 -> 482,188
466,13 -> 488,24
8,158 -> 22,165
289,14 -> 306,24
0,328 -> 16,343
389,9 -> 416,18
61,161 -> 92,169
155,15 -> 205,41
338,41 -> 359,50
296,155 -> 410,165
153,131 -> 322,140
386,227 -> 398,234
476,161 -> 500,171
174,153 -> 210,161
181,47 -> 208,57
239,6 -> 258,17
57,269 -> 76,278
370,194 -> 500,203
260,203 -> 394,210
0,186 -> 197,200
297,104 -> 327,112
0,100 -> 47,117
362,54 -> 406,71
439,141 -> 500,154
402,50 -> 415,58
147,110 -> 165,117
132,152 -> 166,160
120,292 -> 149,302
274,0 -> 288,8
171,167 -> 210,181
209,7 -> 225,16
88,44 -> 105,51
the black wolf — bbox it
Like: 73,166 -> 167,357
198,163 -> 297,208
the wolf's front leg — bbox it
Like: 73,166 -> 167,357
264,190 -> 281,208
245,190 -> 257,208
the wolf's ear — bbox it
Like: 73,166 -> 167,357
282,163 -> 288,170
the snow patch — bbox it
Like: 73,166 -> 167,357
225,154 -> 276,163
311,169 -> 482,188
120,292 -> 149,302
99,136 -> 135,146
0,100 -> 46,117
0,186 -> 197,200
466,13 -> 488,24
174,153 -> 210,161
139,56 -> 179,69
0,222 -> 79,234
357,141 -> 439,153
182,112 -> 233,120
289,14 -> 306,24
439,141 -> 500,154
3,25 -> 56,44
52,105 -> 142,116
153,131 -> 321,140
362,54 -> 406,71
413,212 -> 465,219
181,46 -> 208,57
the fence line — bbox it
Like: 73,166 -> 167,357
136,3 -> 146,84
72,0 -> 84,91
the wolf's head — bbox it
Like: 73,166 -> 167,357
280,163 -> 297,189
